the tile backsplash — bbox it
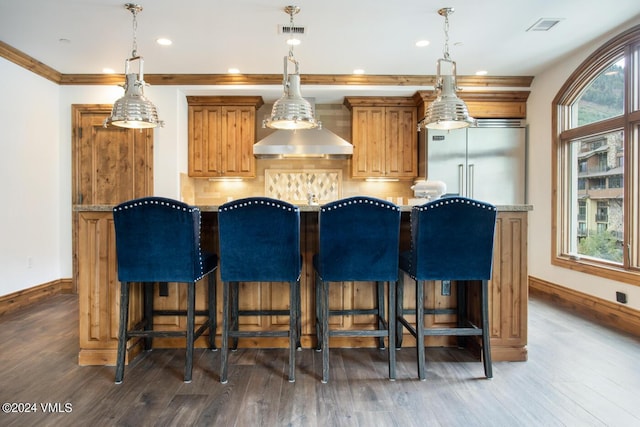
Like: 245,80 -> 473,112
265,169 -> 342,203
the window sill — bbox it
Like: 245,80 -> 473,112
552,255 -> 640,286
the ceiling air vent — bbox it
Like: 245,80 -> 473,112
526,18 -> 562,32
278,25 -> 306,35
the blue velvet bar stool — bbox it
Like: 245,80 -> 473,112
396,196 -> 497,380
314,196 -> 401,383
112,197 -> 218,384
217,197 -> 302,384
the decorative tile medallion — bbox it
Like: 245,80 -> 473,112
265,169 -> 342,204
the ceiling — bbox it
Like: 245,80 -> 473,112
1,0 -> 640,103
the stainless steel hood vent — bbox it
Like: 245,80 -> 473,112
254,97 -> 353,159
253,126 -> 353,159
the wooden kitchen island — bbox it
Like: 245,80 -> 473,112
75,204 -> 530,366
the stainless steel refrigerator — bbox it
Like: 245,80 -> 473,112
421,119 -> 527,205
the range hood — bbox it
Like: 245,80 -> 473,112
253,127 -> 353,159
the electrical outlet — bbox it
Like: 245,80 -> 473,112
27,257 -> 33,269
616,291 -> 627,304
441,280 -> 451,296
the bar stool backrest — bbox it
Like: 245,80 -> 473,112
317,196 -> 401,282
409,197 -> 497,281
218,197 -> 301,282
113,197 -> 208,283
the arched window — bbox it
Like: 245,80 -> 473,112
553,25 -> 640,284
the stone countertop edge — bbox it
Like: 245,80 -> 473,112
74,204 -> 534,213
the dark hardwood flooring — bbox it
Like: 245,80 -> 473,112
1,294 -> 639,426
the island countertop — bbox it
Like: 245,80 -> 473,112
74,203 -> 533,212
75,201 -> 530,365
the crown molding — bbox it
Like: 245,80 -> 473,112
1,41 -> 534,88
59,73 -> 533,88
0,41 -> 62,83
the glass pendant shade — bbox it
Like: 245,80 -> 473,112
266,74 -> 318,130
105,73 -> 161,129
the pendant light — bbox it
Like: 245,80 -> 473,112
419,7 -> 475,130
104,3 -> 163,129
263,5 -> 319,130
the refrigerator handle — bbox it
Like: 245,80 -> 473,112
468,163 -> 474,198
458,164 -> 464,196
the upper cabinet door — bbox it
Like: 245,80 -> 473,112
189,105 -> 222,177
187,96 -> 263,178
385,106 -> 417,178
351,106 -> 386,178
221,106 -> 257,177
345,97 -> 418,179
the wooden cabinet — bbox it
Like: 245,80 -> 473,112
344,97 -> 418,179
76,207 -> 528,363
76,210 -> 216,365
414,90 -> 530,119
396,210 -> 529,361
77,211 -> 131,365
488,210 -> 529,361
187,96 -> 264,178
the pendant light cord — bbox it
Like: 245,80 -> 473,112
442,10 -> 450,61
287,9 -> 295,61
130,7 -> 138,57
286,7 -> 299,75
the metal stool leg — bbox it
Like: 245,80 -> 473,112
456,281 -> 468,349
376,281 -> 386,349
208,273 -> 217,351
315,270 -> 322,351
481,279 -> 493,378
416,279 -> 426,381
288,280 -> 297,382
231,281 -> 239,351
220,280 -> 230,384
115,281 -> 130,384
184,283 -> 196,383
396,272 -> 405,349
321,279 -> 330,384
296,280 -> 302,351
143,282 -> 154,351
388,280 -> 396,381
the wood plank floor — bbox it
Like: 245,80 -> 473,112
1,294 -> 639,426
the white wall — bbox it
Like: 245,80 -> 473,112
527,18 -> 640,309
0,58 -> 62,295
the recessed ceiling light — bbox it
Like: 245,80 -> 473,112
353,69 -> 365,75
286,38 -> 301,46
156,38 -> 172,46
228,68 -> 240,74
476,70 -> 488,76
102,68 -> 115,74
415,40 -> 430,47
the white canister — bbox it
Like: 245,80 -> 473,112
410,180 -> 447,199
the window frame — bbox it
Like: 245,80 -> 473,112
552,25 -> 640,286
